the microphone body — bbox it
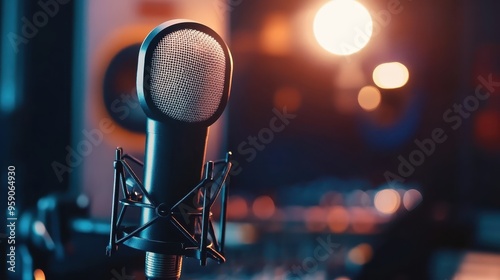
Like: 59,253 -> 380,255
140,120 -> 207,279
106,19 -> 232,280
141,119 -> 207,240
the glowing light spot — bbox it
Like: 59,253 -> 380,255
372,62 -> 409,89
305,206 -> 327,232
252,195 -> 276,219
374,189 -> 401,214
260,13 -> 291,55
403,189 -> 423,211
358,86 -> 381,111
227,195 -> 248,220
313,0 -> 373,55
350,207 -> 376,234
76,194 -> 89,208
327,206 -> 350,233
273,86 -> 302,113
34,269 -> 46,280
347,189 -> 371,207
33,221 -> 46,235
240,223 -> 258,244
348,243 -> 373,265
454,252 -> 500,279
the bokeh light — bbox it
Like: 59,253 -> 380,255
313,0 -> 373,55
454,252 -> 500,279
350,207 -> 376,234
347,189 -> 371,207
240,223 -> 258,244
260,13 -> 291,56
453,252 -> 500,280
374,189 -> 401,214
34,269 -> 46,280
305,206 -> 328,232
227,195 -> 248,220
358,85 -> 381,111
33,221 -> 47,236
252,195 -> 276,219
403,189 -> 423,211
348,243 -> 373,265
327,206 -> 350,233
372,62 -> 410,89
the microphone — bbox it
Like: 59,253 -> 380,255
106,19 -> 233,280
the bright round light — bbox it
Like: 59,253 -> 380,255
372,62 -> 410,89
348,243 -> 373,265
327,206 -> 350,233
33,221 -> 47,235
358,86 -> 381,111
227,195 -> 248,220
374,189 -> 401,214
252,195 -> 276,219
34,269 -> 46,280
403,189 -> 423,211
313,0 -> 373,55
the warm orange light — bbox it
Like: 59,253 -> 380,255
348,243 -> 373,265
313,0 -> 373,55
260,13 -> 291,56
305,206 -> 327,232
252,195 -> 276,219
350,207 -> 376,234
358,86 -> 381,111
34,269 -> 46,280
454,252 -> 500,279
374,189 -> 401,214
403,189 -> 423,211
273,86 -> 302,113
327,206 -> 350,233
372,62 -> 409,89
227,195 -> 248,220
240,223 -> 258,244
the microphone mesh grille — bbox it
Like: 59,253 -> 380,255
149,28 -> 226,123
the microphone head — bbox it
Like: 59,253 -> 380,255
137,20 -> 232,126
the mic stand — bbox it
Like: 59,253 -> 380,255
106,147 -> 232,279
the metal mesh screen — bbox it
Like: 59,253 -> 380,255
147,28 -> 226,123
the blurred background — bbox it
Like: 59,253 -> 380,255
1,0 -> 500,279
